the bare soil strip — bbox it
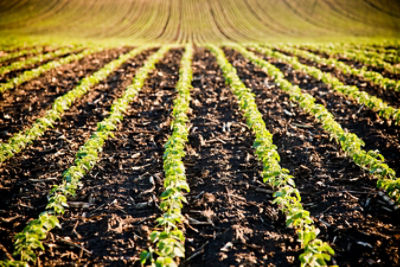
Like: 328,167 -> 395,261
184,48 -> 299,266
280,48 -> 400,109
0,49 -> 79,82
37,49 -> 182,265
304,48 -> 400,81
1,46 -> 399,266
261,51 -> 400,176
0,49 -> 153,261
0,46 -> 53,67
0,48 -> 131,142
225,48 -> 400,266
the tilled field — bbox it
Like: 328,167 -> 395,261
0,44 -> 400,267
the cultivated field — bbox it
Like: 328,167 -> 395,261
0,0 -> 400,43
0,1 -> 400,267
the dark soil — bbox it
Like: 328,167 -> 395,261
0,46 -> 55,67
268,49 -> 400,175
37,49 -> 182,265
0,47 -> 153,262
184,48 -> 299,266
304,48 -> 400,81
1,46 -> 400,267
224,47 -> 400,266
0,49 -> 81,83
0,47 -> 132,142
275,48 -> 400,109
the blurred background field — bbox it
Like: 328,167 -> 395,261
0,0 -> 399,45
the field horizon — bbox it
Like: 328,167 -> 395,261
1,1 -> 400,267
0,0 -> 400,45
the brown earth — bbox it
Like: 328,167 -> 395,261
225,47 -> 400,266
0,47 -> 133,142
0,46 -> 399,266
0,47 -> 153,262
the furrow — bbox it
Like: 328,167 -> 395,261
141,44 -> 193,266
36,48 -> 182,265
0,47 -> 153,263
3,45 -> 171,265
252,45 -> 400,125
0,46 -> 80,79
209,44 -> 334,266
0,46 -> 148,163
284,45 -> 400,93
305,45 -> 400,76
230,44 -> 400,205
183,48 -> 299,266
0,48 -> 101,94
224,46 -> 400,267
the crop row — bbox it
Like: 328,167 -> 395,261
286,45 -> 400,92
0,46 -> 148,164
215,44 -> 334,267
252,45 -> 400,125
232,44 -> 400,205
0,46 -> 47,64
141,44 -> 194,267
356,47 -> 399,65
1,45 -> 171,266
328,44 -> 400,64
0,46 -> 80,77
303,44 -> 400,75
0,43 -> 398,266
0,48 -> 101,94
362,45 -> 400,55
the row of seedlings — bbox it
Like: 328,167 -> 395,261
209,45 -> 335,267
230,44 -> 400,205
0,46 -> 47,64
357,47 -> 399,64
302,44 -> 400,75
0,46 -> 148,163
279,45 -> 400,92
141,44 -> 194,267
351,41 -> 400,51
0,46 -> 80,77
250,45 -> 400,125
0,48 -> 101,94
364,46 -> 400,54
326,44 -> 399,64
0,45 -> 172,265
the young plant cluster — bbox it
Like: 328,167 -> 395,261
0,46 -> 46,64
286,45 -> 400,92
0,46 -> 146,163
233,45 -> 400,205
354,47 -> 399,64
213,44 -> 334,267
252,45 -> 400,125
306,44 -> 400,75
325,44 -> 400,65
141,44 -> 193,267
0,48 -> 100,94
0,46 -> 79,76
5,45 -> 170,265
